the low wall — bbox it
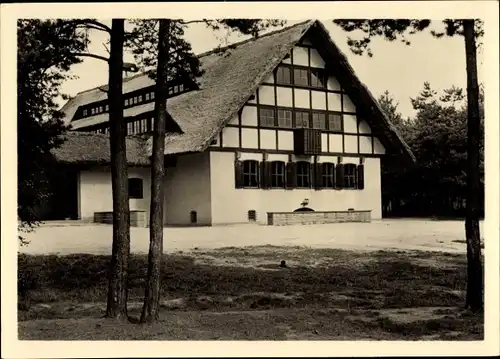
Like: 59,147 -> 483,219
267,210 -> 371,226
94,211 -> 148,228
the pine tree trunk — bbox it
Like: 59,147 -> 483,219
140,19 -> 170,323
463,19 -> 483,313
106,19 -> 131,319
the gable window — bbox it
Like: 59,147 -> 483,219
128,178 -> 143,199
270,161 -> 286,188
312,112 -> 326,130
343,164 -> 357,188
295,111 -> 310,128
296,161 -> 311,188
294,68 -> 309,86
328,114 -> 342,132
276,66 -> 292,84
322,163 -> 335,188
277,109 -> 292,128
243,160 -> 259,188
259,108 -> 275,127
311,69 -> 325,88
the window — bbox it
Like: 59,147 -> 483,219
125,99 -> 130,106
311,69 -> 325,88
243,160 -> 259,188
127,122 -> 133,135
328,114 -> 342,132
248,210 -> 257,221
99,106 -> 103,113
312,112 -> 326,130
322,163 -> 335,188
294,68 -> 309,86
141,118 -> 148,132
83,109 -> 88,117
105,104 -> 109,111
168,87 -> 173,95
270,161 -> 286,188
190,211 -> 197,224
260,108 -> 275,127
128,178 -> 143,199
150,91 -> 155,99
138,95 -> 143,103
179,84 -> 184,92
145,93 -> 150,101
295,111 -> 310,128
91,108 -> 95,115
344,164 -> 357,188
277,109 -> 292,128
296,161 -> 311,188
276,66 -> 291,84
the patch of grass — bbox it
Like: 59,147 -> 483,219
18,248 -> 476,318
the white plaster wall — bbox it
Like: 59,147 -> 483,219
277,131 -> 294,150
241,128 -> 258,149
209,152 -> 383,224
276,87 -> 293,107
222,127 -> 239,148
163,152 -> 212,225
260,129 -> 276,150
241,106 -> 258,126
79,166 -> 151,220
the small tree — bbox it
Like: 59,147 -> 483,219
17,20 -> 88,244
334,19 -> 484,311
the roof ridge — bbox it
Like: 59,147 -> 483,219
74,20 -> 315,97
196,19 -> 314,58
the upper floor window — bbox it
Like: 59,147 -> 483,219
310,68 -> 325,88
277,109 -> 292,128
328,114 -> 342,132
270,161 -> 286,188
83,109 -> 88,117
322,163 -> 335,188
243,160 -> 259,188
312,112 -> 326,130
260,108 -> 275,127
296,161 -> 311,188
276,66 -> 292,84
294,68 -> 309,86
295,111 -> 310,128
343,164 -> 357,188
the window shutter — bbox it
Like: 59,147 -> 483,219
259,161 -> 267,189
335,163 -> 344,189
314,162 -> 323,190
331,163 -> 336,188
285,161 -> 296,189
357,164 -> 365,190
235,160 -> 244,188
266,161 -> 273,188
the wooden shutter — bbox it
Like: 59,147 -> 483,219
235,160 -> 244,188
331,163 -> 336,188
285,161 -> 297,189
314,162 -> 323,190
335,163 -> 344,189
260,161 -> 267,189
266,161 -> 274,188
357,164 -> 365,190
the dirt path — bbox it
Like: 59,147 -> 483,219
19,219 -> 481,255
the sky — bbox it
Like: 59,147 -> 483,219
60,19 -> 485,119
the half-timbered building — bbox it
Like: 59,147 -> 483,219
47,20 -> 414,226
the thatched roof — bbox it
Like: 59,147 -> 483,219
52,132 -> 150,166
57,19 -> 415,164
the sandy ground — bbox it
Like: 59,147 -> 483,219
19,218 -> 482,255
